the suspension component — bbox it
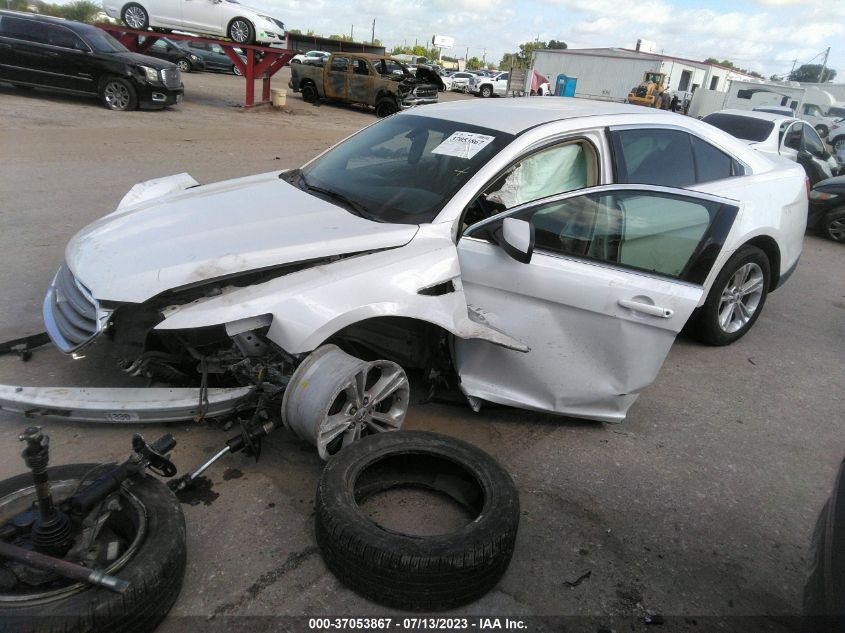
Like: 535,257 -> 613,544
19,427 -> 73,557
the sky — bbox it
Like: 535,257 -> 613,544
243,0 -> 843,79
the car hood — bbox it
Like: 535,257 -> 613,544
413,65 -> 445,89
66,172 -> 418,304
108,51 -> 176,70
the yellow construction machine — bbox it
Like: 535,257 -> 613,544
627,72 -> 666,107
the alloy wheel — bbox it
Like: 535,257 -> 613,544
103,81 -> 131,110
827,216 -> 845,242
230,20 -> 250,43
717,262 -> 765,333
124,6 -> 146,29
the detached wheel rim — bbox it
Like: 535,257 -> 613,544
104,81 -> 131,110
230,20 -> 250,43
0,478 -> 146,604
827,216 -> 845,241
123,6 -> 146,29
283,345 -> 410,461
717,262 -> 765,333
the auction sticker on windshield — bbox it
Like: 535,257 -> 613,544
431,132 -> 496,159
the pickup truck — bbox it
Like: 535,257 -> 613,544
468,72 -> 510,98
289,52 -> 442,117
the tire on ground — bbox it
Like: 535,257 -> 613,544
0,464 -> 186,633
375,96 -> 398,118
692,244 -> 770,346
315,431 -> 520,611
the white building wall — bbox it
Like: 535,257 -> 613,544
531,51 -> 658,102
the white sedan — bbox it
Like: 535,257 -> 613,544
104,0 -> 286,46
703,109 -> 838,186
4,100 -> 806,455
290,50 -> 329,65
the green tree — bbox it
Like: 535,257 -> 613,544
40,1 -> 101,23
390,45 -> 438,60
547,39 -> 567,50
466,56 -> 483,69
789,64 -> 837,83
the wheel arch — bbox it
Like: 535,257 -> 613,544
742,234 -> 781,291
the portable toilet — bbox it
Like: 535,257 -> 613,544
555,75 -> 577,97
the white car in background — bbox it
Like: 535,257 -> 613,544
468,71 -> 509,98
290,50 -> 329,65
442,71 -> 475,92
703,109 -> 837,185
4,100 -> 806,448
104,0 -> 286,46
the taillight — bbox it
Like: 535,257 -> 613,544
806,177 -> 811,198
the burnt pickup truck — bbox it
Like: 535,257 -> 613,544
289,52 -> 442,117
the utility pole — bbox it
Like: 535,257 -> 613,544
482,48 -> 486,67
818,46 -> 830,82
350,25 -> 353,41
371,19 -> 375,44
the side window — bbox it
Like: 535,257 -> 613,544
47,26 -> 86,50
783,123 -> 803,151
610,129 -> 695,188
802,125 -> 826,157
1,16 -> 47,43
507,190 -> 726,281
484,141 -> 598,210
690,136 -> 735,183
499,73 -> 508,82
330,56 -> 349,72
352,59 -> 371,75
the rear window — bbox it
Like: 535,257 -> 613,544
703,113 -> 774,142
827,106 -> 845,119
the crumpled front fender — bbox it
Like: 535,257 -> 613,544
154,223 -> 528,354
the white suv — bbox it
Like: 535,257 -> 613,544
103,0 -> 286,46
469,72 -> 509,98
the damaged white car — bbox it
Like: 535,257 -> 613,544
1,99 -> 807,458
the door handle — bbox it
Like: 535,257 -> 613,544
618,299 -> 674,318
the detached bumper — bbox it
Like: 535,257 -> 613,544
0,385 -> 252,423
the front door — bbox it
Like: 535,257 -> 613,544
179,0 -> 222,34
348,58 -> 375,105
455,185 -> 739,422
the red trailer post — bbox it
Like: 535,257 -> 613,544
96,25 -> 294,108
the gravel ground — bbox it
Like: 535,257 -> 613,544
0,69 -> 843,632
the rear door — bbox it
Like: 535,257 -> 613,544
348,57 -> 375,105
0,16 -> 50,86
325,55 -> 350,100
456,185 -> 739,421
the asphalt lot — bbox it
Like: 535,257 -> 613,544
0,69 -> 843,632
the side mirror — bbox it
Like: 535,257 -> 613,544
500,217 -> 534,264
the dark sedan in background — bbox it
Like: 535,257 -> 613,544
0,10 -> 182,110
180,39 -> 246,75
138,36 -> 205,73
809,176 -> 845,242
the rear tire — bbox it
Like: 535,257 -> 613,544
815,125 -> 829,139
121,3 -> 149,30
301,83 -> 318,103
0,464 -> 186,633
692,245 -> 770,346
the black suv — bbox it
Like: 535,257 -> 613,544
0,10 -> 183,110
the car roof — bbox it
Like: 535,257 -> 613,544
712,109 -> 798,124
0,9 -> 88,32
400,98 -> 674,135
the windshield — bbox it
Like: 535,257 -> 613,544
299,114 -> 514,224
84,29 -> 128,53
703,113 -> 775,143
